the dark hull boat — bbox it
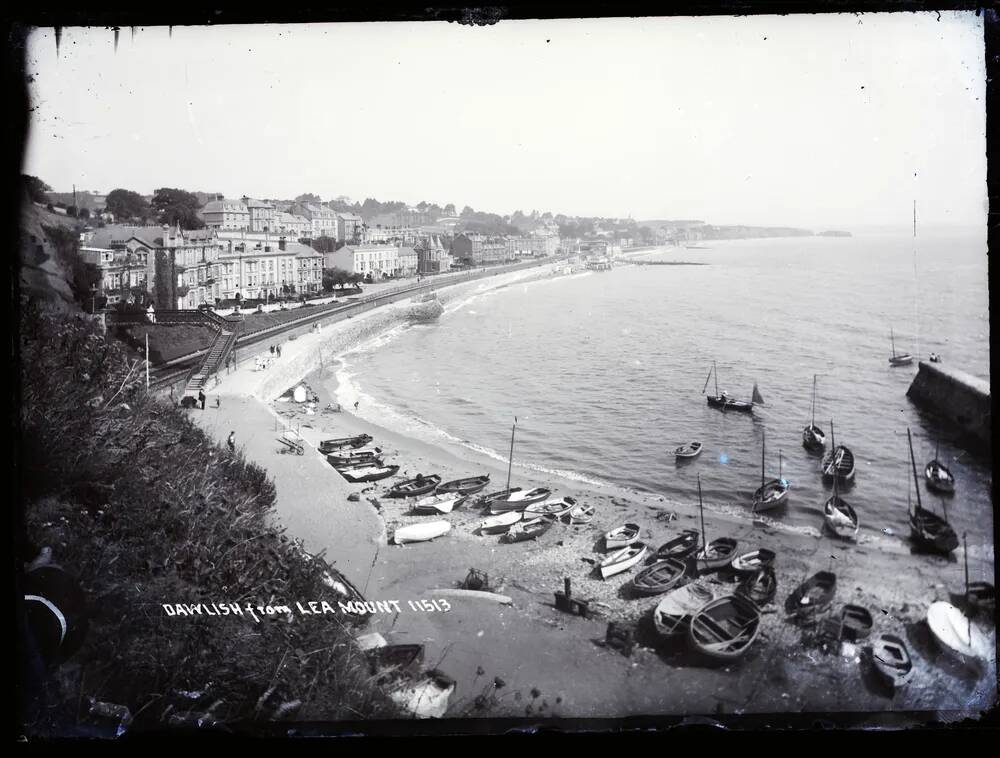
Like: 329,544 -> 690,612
340,464 -> 400,483
500,517 -> 553,543
387,475 -> 442,498
738,566 -> 777,606
489,487 -> 552,514
752,479 -> 789,512
910,508 -> 959,553
330,457 -> 385,471
822,446 -> 855,483
723,399 -> 754,413
655,529 -> 701,563
478,487 -> 522,506
802,424 -> 826,452
871,634 -> 914,688
319,434 -> 373,454
840,604 -> 874,642
966,582 -> 996,615
327,449 -> 380,467
688,594 -> 762,661
706,395 -> 727,408
695,537 -> 739,573
925,460 -> 955,494
785,570 -> 837,621
631,558 -> 689,596
436,474 -> 491,495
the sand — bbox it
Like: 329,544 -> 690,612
189,268 -> 996,723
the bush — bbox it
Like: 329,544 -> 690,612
19,302 -> 398,736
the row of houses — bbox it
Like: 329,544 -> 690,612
80,224 -> 324,308
200,195 -> 363,243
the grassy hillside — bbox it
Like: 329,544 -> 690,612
18,300 -> 399,736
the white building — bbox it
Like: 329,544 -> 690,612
324,244 -> 400,281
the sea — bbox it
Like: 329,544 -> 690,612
334,229 -> 993,553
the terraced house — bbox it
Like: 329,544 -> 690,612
79,225 -> 158,305
291,202 -> 338,239
154,224 -> 225,309
214,233 -> 324,301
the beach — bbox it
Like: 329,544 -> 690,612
190,266 -> 996,722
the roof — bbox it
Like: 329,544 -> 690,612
243,197 -> 274,209
203,199 -> 249,214
285,240 -> 323,258
337,212 -> 362,221
83,225 -> 164,249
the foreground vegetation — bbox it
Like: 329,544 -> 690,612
19,301 -> 398,736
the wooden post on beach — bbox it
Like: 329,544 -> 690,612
564,578 -> 572,600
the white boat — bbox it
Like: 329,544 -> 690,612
599,542 -> 647,579
412,493 -> 465,515
653,582 -> 716,638
926,601 -> 991,667
564,502 -> 596,525
389,670 -> 456,719
393,520 -> 451,545
604,523 -> 641,550
523,496 -> 577,519
478,511 -> 522,535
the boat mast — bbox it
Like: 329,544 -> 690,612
907,428 -> 924,515
506,417 -> 517,492
811,374 -> 817,427
714,360 -> 719,396
963,532 -> 972,642
760,429 -> 766,491
778,450 -> 783,482
697,474 -> 707,551
891,328 -> 897,359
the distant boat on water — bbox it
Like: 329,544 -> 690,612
724,382 -> 764,414
888,328 -> 913,367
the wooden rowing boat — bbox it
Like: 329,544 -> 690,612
599,542 -> 648,579
871,634 -> 914,689
604,523 -> 641,550
737,566 -> 777,606
489,487 -> 552,514
822,442 -> 855,482
785,570 -> 836,621
655,529 -> 700,563
802,376 -> 826,452
631,558 -> 689,596
730,548 -> 776,575
387,475 -> 442,498
326,448 -> 381,467
393,520 -> 451,545
653,582 -> 716,638
478,487 -> 522,506
411,493 -> 467,515
563,502 -> 596,525
524,496 -> 577,520
319,434 -> 373,454
695,537 -> 739,573
840,604 -> 874,642
674,442 -> 703,460
500,517 -> 554,543
436,474 -> 491,496
478,511 -> 522,535
688,594 -> 762,661
330,456 -> 386,471
340,464 -> 399,483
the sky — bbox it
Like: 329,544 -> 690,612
22,13 -> 987,229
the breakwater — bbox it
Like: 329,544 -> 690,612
907,361 -> 992,453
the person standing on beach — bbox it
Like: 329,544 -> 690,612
270,345 -> 275,356
354,401 -> 359,412
277,345 -> 282,358
198,389 -> 206,411
227,431 -> 236,453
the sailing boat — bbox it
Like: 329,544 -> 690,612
693,474 -> 739,572
703,361 -> 727,408
478,418 -> 523,507
823,459 -> 859,540
802,374 -> 826,452
925,438 -> 956,495
724,381 -> 764,414
821,419 -> 856,483
888,328 -> 913,367
907,428 -> 958,554
751,430 -> 789,512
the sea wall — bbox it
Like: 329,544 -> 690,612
907,361 -> 992,453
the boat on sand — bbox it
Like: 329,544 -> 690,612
631,558 -> 689,596
387,475 -> 442,498
653,582 -> 716,638
489,487 -> 552,514
393,520 -> 451,545
604,523 -> 641,550
478,511 -> 522,535
437,475 -> 491,496
870,634 -> 915,689
688,594 -> 762,661
599,543 -> 648,579
412,493 -> 467,515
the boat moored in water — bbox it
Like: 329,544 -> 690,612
674,441 -> 703,460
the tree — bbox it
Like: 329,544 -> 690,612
460,205 -> 475,218
443,204 -> 456,216
106,188 -> 152,222
23,175 -> 52,204
295,193 -> 322,203
151,188 -> 205,229
78,208 -> 91,220
66,205 -> 78,218
308,236 -> 338,254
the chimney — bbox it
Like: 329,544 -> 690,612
278,236 -> 286,251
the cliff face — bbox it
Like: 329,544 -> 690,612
19,193 -> 83,312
